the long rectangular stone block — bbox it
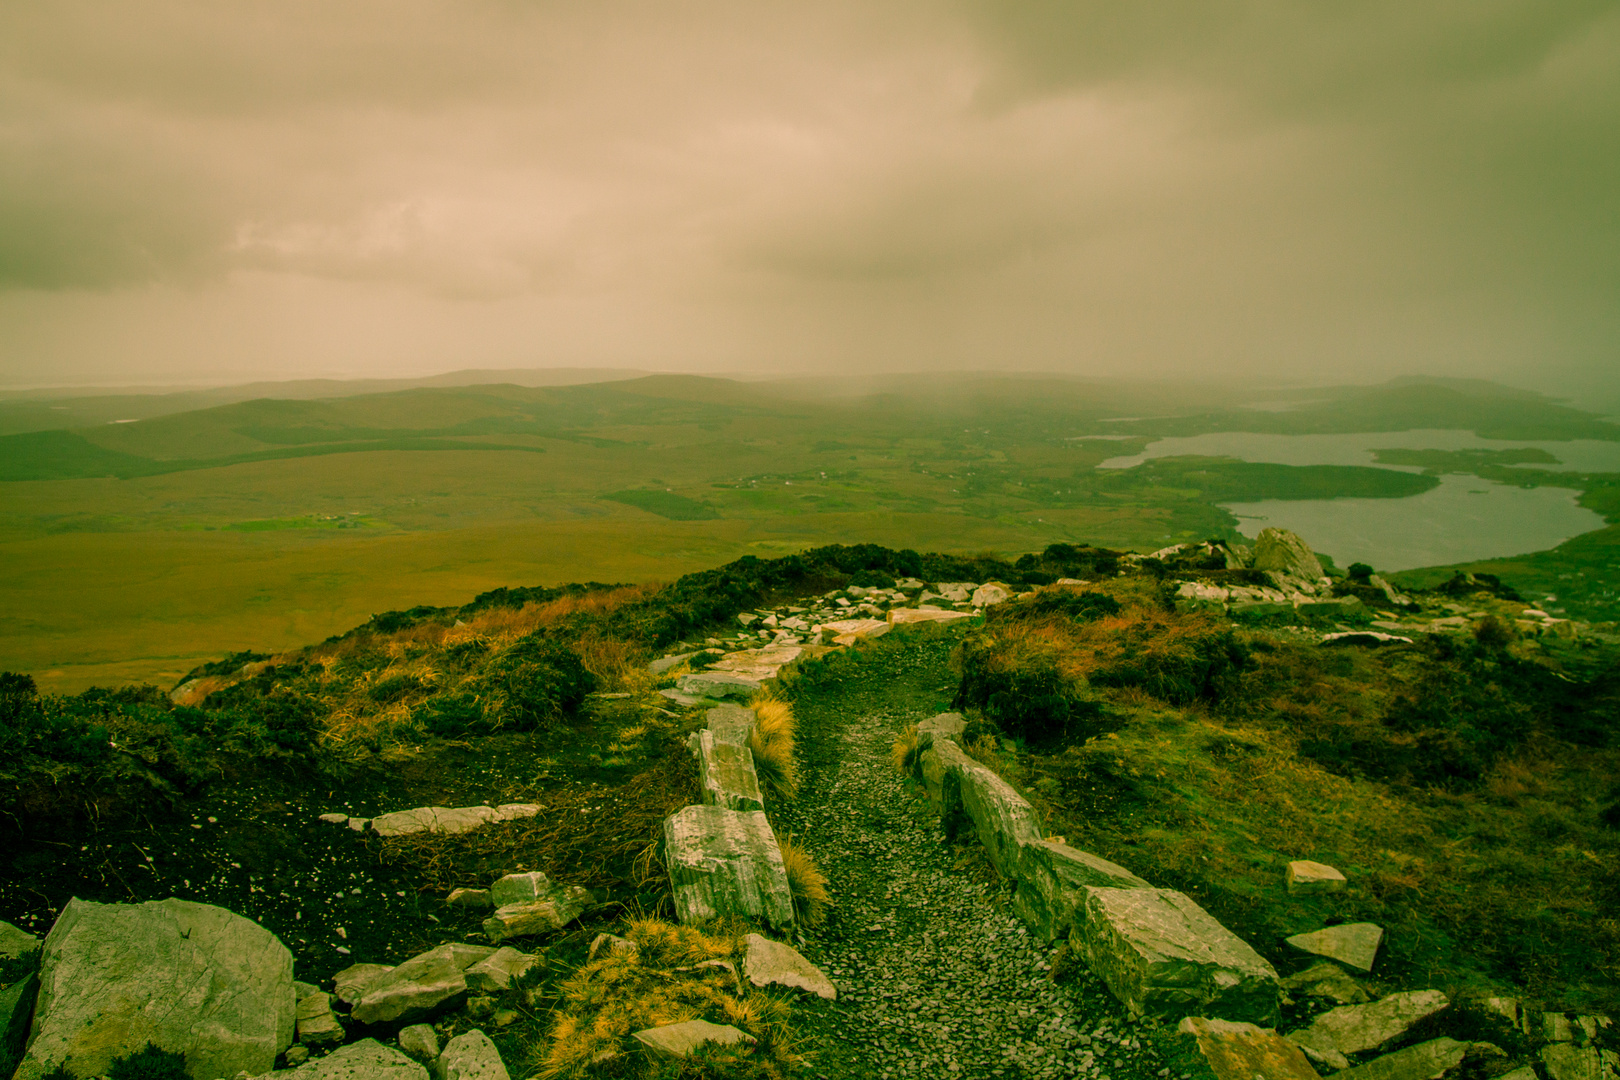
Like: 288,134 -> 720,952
918,736 -> 975,806
1013,838 -> 1153,941
705,706 -> 756,746
695,729 -> 765,812
1078,887 -> 1280,1025
663,806 -> 795,930
955,758 -> 1044,879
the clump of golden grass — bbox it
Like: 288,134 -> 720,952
538,916 -> 793,1079
891,723 -> 919,776
778,839 -> 830,926
747,697 -> 799,800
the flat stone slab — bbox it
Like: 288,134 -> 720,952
633,1019 -> 756,1059
1013,838 -> 1153,941
677,672 -> 764,700
1172,1017 -> 1319,1080
369,804 -> 539,837
709,646 -> 804,675
1289,990 -> 1450,1065
696,729 -> 765,812
705,705 -> 757,746
742,933 -> 836,1000
889,608 -> 976,624
1287,922 -> 1384,972
1541,1044 -> 1620,1080
1322,632 -> 1413,646
1332,1038 -> 1468,1080
663,805 -> 795,929
1286,860 -> 1347,894
1283,961 -> 1372,1005
1079,887 -> 1281,1024
649,651 -> 697,674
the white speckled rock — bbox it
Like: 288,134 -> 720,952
695,729 -> 765,812
663,806 -> 794,929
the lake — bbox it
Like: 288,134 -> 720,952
1096,429 -> 1616,571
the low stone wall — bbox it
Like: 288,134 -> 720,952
909,712 -> 1283,1026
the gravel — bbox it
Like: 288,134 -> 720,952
777,708 -> 1174,1080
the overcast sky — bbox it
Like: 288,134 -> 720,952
1,1 -> 1616,399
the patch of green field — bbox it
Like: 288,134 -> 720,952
602,489 -> 720,520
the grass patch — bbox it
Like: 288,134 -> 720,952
779,840 -> 830,926
746,698 -> 799,801
537,917 -> 795,1079
604,491 -> 721,521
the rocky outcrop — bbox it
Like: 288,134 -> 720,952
1253,527 -> 1325,586
1013,838 -> 1152,942
1077,887 -> 1281,1025
633,1019 -> 755,1059
15,898 -> 294,1080
742,933 -> 836,1000
1171,1017 -> 1320,1080
663,806 -> 795,929
695,729 -> 765,812
1287,922 -> 1384,972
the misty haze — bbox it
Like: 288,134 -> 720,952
1,6 -> 1617,1080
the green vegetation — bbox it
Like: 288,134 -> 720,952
934,576 -> 1620,1014
604,490 -> 721,521
107,1044 -> 189,1080
3,373 -> 1618,690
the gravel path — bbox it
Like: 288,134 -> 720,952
780,707 -> 1176,1080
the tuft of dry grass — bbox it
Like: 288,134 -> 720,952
747,697 -> 799,800
891,723 -> 919,776
778,839 -> 830,926
537,916 -> 793,1079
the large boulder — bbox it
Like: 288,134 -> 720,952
663,806 -> 795,929
350,944 -> 496,1025
1253,528 -> 1324,585
1078,887 -> 1280,1024
1171,1017 -> 1319,1080
695,729 -> 765,812
15,898 -> 294,1080
1013,839 -> 1152,941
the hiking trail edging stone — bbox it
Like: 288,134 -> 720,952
663,806 -> 795,929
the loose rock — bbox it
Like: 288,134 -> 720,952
1286,923 -> 1384,972
1288,990 -> 1450,1065
397,1025 -> 440,1065
1286,860 -> 1347,894
1172,1017 -> 1319,1080
1332,1038 -> 1469,1080
295,990 -> 344,1047
632,1019 -> 756,1059
663,805 -> 795,929
351,943 -> 495,1025
742,933 -> 837,1000
434,1030 -> 509,1080
269,1039 -> 428,1080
